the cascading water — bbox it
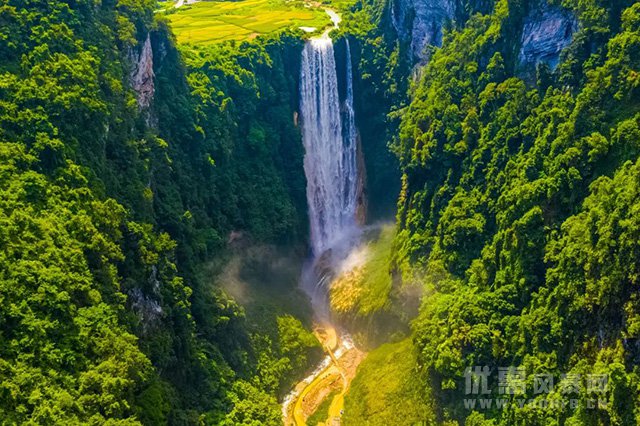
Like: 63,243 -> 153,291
342,40 -> 358,221
283,16 -> 365,424
300,36 -> 359,258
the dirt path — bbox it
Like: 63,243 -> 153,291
174,0 -> 197,8
283,324 -> 364,426
293,364 -> 341,425
327,391 -> 345,424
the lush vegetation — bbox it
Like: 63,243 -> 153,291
306,389 -> 338,425
209,246 -> 323,397
391,0 -> 640,424
330,225 -> 417,346
5,0 -> 640,423
342,339 -> 433,425
330,226 -> 395,317
165,0 -> 331,45
0,0 -> 319,423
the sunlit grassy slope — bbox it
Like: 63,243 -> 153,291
342,339 -> 434,425
165,0 -> 331,45
330,225 -> 395,317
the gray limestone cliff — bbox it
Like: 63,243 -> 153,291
387,0 -> 576,70
129,33 -> 155,110
389,0 -> 458,63
518,5 -> 577,70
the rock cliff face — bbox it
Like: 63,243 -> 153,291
389,0 -> 457,63
130,33 -> 155,109
518,6 -> 577,70
388,0 -> 575,69
129,266 -> 163,334
355,134 -> 367,226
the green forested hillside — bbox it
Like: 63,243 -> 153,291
392,0 -> 640,424
0,0 -> 316,423
3,0 -> 640,423
342,339 -> 434,425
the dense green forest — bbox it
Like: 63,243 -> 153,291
0,0 -> 320,423
312,0 -> 640,424
386,0 -> 640,424
2,0 -> 640,424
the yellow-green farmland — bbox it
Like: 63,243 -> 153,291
165,0 -> 331,45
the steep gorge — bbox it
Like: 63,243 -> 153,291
3,0 -> 640,424
348,0 -> 640,425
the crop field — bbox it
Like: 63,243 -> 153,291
165,0 -> 331,45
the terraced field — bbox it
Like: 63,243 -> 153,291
165,0 -> 332,45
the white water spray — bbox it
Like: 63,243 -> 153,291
300,35 -> 359,258
342,40 -> 358,221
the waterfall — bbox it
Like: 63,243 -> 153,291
283,28 -> 363,425
300,36 -> 359,257
343,40 -> 358,220
389,0 -> 400,34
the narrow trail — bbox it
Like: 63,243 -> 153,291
174,0 -> 196,8
284,325 -> 364,426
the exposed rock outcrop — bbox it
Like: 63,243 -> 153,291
130,33 -> 155,110
390,0 -> 457,63
388,0 -> 575,71
518,6 -> 577,70
355,134 -> 367,226
129,266 -> 163,334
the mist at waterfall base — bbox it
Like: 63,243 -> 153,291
299,36 -> 361,320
